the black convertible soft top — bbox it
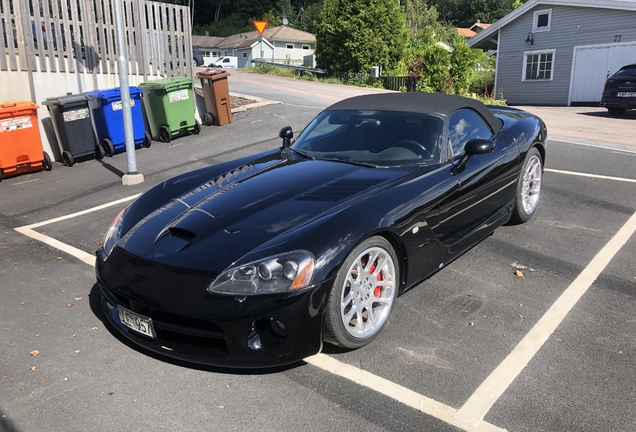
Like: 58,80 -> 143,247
326,92 -> 502,134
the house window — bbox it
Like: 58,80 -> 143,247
242,52 -> 247,58
302,45 -> 310,50
522,50 -> 555,81
286,44 -> 294,49
533,8 -> 552,33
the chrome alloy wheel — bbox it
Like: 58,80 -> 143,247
521,154 -> 542,215
340,246 -> 397,339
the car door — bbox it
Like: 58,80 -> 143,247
424,108 -> 518,248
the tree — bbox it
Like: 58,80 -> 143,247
315,0 -> 407,73
426,0 -> 524,27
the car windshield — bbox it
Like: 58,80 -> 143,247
291,109 -> 443,167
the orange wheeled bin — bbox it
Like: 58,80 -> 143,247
0,101 -> 52,181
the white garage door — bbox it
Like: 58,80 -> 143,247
569,42 -> 636,104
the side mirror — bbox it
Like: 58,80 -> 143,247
451,138 -> 496,175
465,138 -> 496,155
279,126 -> 293,148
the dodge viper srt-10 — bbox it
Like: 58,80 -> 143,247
95,93 -> 547,368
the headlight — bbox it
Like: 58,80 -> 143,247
208,251 -> 315,295
100,208 -> 127,257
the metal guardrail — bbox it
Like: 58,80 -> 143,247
251,59 -> 326,75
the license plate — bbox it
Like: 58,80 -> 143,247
617,92 -> 636,97
117,306 -> 155,338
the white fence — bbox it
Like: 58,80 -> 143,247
1,0 -> 193,156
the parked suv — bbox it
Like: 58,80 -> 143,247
601,64 -> 636,116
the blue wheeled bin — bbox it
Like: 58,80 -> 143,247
86,86 -> 151,157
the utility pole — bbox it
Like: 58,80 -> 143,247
113,0 -> 144,185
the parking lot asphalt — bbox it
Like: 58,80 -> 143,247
1,73 -> 635,432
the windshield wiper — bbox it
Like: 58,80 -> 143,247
320,157 -> 377,168
288,148 -> 315,160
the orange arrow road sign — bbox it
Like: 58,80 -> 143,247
253,20 -> 268,35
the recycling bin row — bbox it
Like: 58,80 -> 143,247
1,74 -> 229,180
44,86 -> 151,167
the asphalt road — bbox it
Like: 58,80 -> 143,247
1,72 -> 635,432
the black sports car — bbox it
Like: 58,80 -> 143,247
96,93 -> 547,368
600,63 -> 636,116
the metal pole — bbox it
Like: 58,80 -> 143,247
113,0 -> 144,185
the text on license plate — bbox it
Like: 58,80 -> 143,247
617,92 -> 636,97
117,306 -> 155,338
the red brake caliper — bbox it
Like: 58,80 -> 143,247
369,262 -> 383,297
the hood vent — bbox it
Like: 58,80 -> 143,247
295,178 -> 385,202
166,227 -> 196,241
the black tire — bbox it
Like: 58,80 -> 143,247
202,112 -> 214,126
142,131 -> 152,148
324,236 -> 399,349
0,169 -> 3,182
159,125 -> 172,143
102,138 -> 115,157
192,120 -> 201,134
95,143 -> 105,160
607,107 -> 626,117
510,147 -> 543,224
42,152 -> 52,171
62,150 -> 74,167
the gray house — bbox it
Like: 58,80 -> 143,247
468,0 -> 636,105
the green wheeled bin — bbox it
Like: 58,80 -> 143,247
139,77 -> 201,143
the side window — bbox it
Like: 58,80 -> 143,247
447,109 -> 493,157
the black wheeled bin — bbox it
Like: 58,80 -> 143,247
42,93 -> 102,166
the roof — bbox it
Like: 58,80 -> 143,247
469,0 -> 636,49
326,93 -> 502,134
211,26 -> 316,50
470,22 -> 491,31
192,35 -> 226,49
457,28 -> 476,37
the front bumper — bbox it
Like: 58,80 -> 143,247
96,247 -> 334,368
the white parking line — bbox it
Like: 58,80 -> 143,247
546,168 -> 636,183
305,354 -> 506,432
552,139 -> 636,155
14,194 -> 139,266
453,209 -> 636,427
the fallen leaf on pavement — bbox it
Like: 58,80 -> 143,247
66,303 -> 74,308
74,350 -> 81,354
74,297 -> 82,301
515,269 -> 525,280
29,366 -> 36,372
519,314 -> 527,319
91,327 -> 98,330
30,350 -> 39,357
57,256 -> 62,260
469,321 -> 475,326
